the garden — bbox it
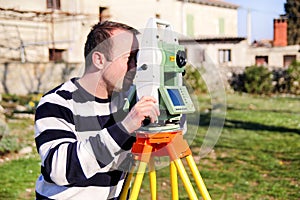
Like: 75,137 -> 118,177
0,62 -> 299,199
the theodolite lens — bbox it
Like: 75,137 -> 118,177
176,50 -> 187,68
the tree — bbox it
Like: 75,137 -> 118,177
285,0 -> 300,45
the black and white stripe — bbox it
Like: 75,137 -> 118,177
35,78 -> 135,199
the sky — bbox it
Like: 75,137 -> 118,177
225,0 -> 287,42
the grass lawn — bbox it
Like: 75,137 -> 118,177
0,93 -> 299,199
0,118 -> 40,200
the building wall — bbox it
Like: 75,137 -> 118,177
183,39 -> 249,67
0,0 -> 45,10
0,0 -> 98,63
248,45 -> 300,68
99,0 -> 238,37
0,0 -> 239,65
2,0 -> 299,95
184,3 -> 237,37
0,0 -> 50,62
184,39 -> 300,69
0,62 -> 84,95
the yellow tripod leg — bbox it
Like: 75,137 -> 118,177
149,158 -> 156,200
186,155 -> 212,200
129,161 -> 147,200
120,164 -> 136,200
170,161 -> 178,200
173,158 -> 198,199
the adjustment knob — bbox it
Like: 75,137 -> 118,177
176,50 -> 187,68
140,64 -> 148,70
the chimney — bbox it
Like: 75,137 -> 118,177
273,17 -> 287,47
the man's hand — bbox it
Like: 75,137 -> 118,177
121,96 -> 160,133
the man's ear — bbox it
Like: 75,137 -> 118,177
92,51 -> 105,70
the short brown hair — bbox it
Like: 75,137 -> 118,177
84,21 -> 138,67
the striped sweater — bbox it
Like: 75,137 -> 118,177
34,78 -> 135,199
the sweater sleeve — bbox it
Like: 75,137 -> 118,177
35,93 -> 135,186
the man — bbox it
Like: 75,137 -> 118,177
34,21 -> 160,199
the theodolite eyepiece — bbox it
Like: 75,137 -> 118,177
176,50 -> 187,68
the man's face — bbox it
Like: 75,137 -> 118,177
102,29 -> 138,92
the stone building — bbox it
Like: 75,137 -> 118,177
0,0 -> 239,94
0,0 -> 298,94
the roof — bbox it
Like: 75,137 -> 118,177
180,36 -> 246,44
178,0 -> 239,9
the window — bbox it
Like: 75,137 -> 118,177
47,0 -> 61,10
99,7 -> 111,22
49,49 -> 65,62
218,49 -> 231,63
255,56 -> 268,66
283,55 -> 296,67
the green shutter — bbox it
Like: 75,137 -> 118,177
186,14 -> 194,36
219,18 -> 225,35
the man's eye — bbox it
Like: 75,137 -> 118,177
122,55 -> 129,60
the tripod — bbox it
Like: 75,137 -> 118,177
120,129 -> 212,200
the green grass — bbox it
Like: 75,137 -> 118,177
211,95 -> 300,200
0,93 -> 300,199
0,155 -> 40,199
138,93 -> 300,200
0,117 -> 39,199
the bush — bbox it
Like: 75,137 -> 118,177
1,93 -> 42,115
229,72 -> 245,92
229,62 -> 300,95
0,109 -> 8,142
272,69 -> 289,93
0,120 -> 7,141
2,93 -> 42,107
286,60 -> 300,95
0,135 -> 19,155
243,65 -> 273,95
184,65 -> 207,95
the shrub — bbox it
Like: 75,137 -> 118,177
272,69 -> 289,93
2,93 -> 41,107
0,135 -> 19,155
1,93 -> 42,115
243,65 -> 273,95
0,120 -> 7,141
229,72 -> 245,92
0,110 -> 8,143
286,60 -> 300,95
184,65 -> 207,95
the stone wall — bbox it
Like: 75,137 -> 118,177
0,62 -> 84,95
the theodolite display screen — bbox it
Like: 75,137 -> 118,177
167,89 -> 184,106
159,86 -> 195,115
